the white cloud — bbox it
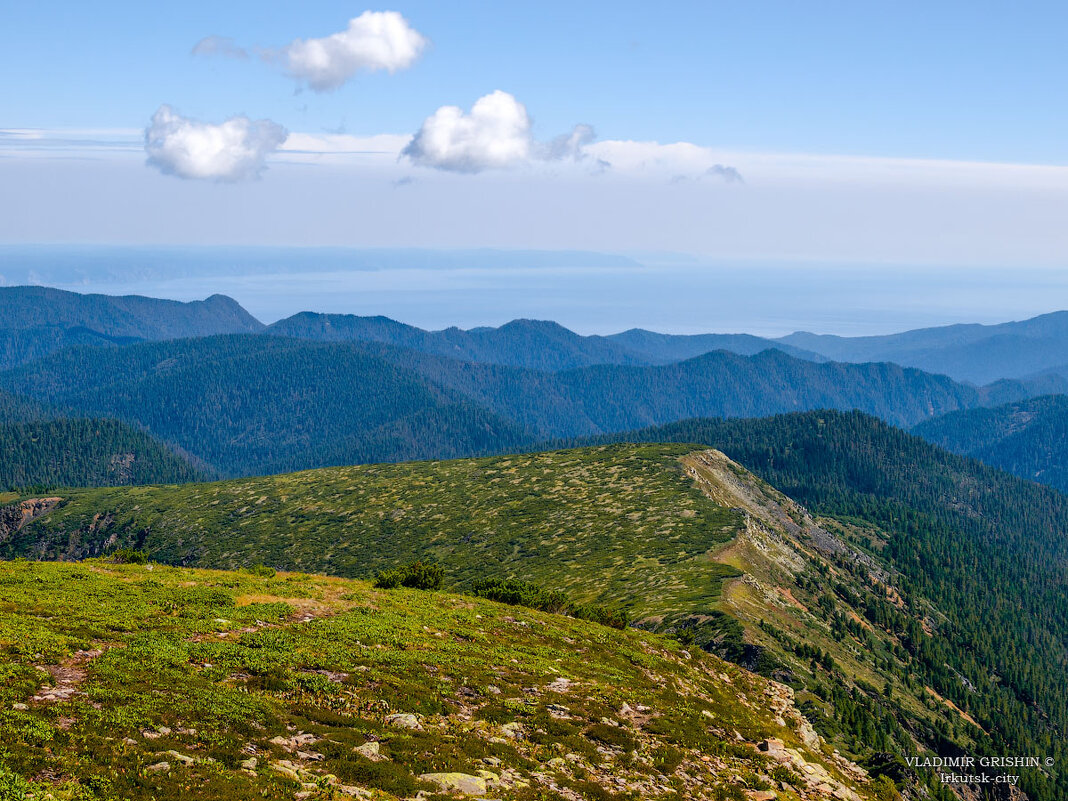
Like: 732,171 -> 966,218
191,35 -> 248,59
144,105 -> 288,182
402,91 -> 599,173
403,91 -> 534,173
280,11 -> 427,92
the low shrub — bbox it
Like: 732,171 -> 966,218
373,560 -> 444,590
110,547 -> 149,564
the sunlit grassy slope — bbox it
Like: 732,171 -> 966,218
0,560 -> 876,801
5,445 -> 744,622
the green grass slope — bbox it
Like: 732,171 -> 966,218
1,445 -> 743,623
0,560 -> 880,801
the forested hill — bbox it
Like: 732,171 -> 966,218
0,388 -> 53,424
0,335 -> 529,476
0,286 -> 264,369
576,409 -> 1068,800
0,418 -> 204,491
266,311 -> 821,369
0,333 -> 1031,476
912,394 -> 1068,493
364,342 -> 1018,434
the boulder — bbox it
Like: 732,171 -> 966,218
417,772 -> 488,796
385,712 -> 423,730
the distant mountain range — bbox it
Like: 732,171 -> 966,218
4,285 -> 1068,384
267,312 -> 824,370
779,310 -> 1068,385
1,332 -> 1043,477
0,285 -> 1066,481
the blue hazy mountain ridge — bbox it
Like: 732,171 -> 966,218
266,312 -> 825,370
0,333 -> 1039,477
778,310 -> 1068,384
0,286 -> 265,370
912,394 -> 1068,494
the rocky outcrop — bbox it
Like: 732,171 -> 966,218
0,497 -> 61,543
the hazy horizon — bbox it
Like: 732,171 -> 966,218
2,244 -> 1066,337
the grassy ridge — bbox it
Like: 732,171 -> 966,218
6,445 -> 743,622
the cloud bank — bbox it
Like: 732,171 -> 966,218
144,105 -> 288,182
280,11 -> 427,92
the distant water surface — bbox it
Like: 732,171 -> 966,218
1,245 -> 1066,336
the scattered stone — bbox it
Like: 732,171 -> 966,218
297,750 -> 325,761
145,761 -> 170,775
354,741 -> 385,761
482,756 -> 501,767
546,677 -> 572,693
11,703 -> 27,711
757,739 -> 790,762
337,786 -> 371,798
418,772 -> 488,796
122,737 -> 138,746
501,721 -> 525,739
239,757 -> 258,771
270,760 -> 302,781
746,791 -> 777,801
164,750 -> 194,766
385,712 -> 423,730
270,732 -> 319,751
799,717 -> 821,749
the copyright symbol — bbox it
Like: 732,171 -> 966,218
1046,758 -> 1055,767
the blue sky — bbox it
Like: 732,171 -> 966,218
2,1 -> 1068,269
5,1 -> 1068,160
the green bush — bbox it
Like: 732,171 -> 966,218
110,547 -> 149,564
468,577 -> 569,613
246,563 -> 276,578
373,560 -> 444,591
467,578 -> 629,629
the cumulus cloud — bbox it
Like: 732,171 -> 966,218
280,11 -> 427,92
191,35 -> 248,59
403,90 -> 533,173
403,91 -> 598,173
144,105 -> 288,182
